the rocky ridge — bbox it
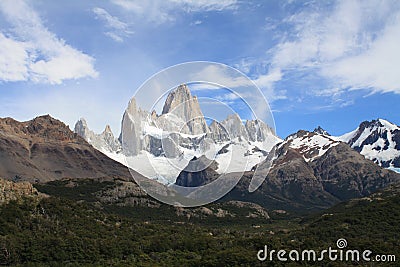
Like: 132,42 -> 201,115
0,115 -> 135,182
74,118 -> 121,153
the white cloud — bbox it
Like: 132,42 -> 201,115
191,20 -> 202,26
169,0 -> 238,12
269,0 -> 400,94
253,68 -> 282,90
253,69 -> 287,101
93,7 -> 128,30
233,58 -> 287,102
104,32 -> 124,43
93,7 -> 133,42
113,0 -> 174,24
190,63 -> 286,102
111,0 -> 238,23
215,92 -> 240,101
271,1 -> 364,68
187,64 -> 276,122
322,14 -> 400,93
190,65 -> 251,89
0,0 -> 98,84
264,17 -> 278,31
0,33 -> 29,82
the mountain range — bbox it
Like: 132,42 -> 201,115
174,127 -> 399,211
71,84 -> 400,210
0,113 -> 399,266
0,84 -> 399,212
75,84 -> 400,183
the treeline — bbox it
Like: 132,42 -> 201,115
0,187 -> 399,266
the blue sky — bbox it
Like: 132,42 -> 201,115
0,0 -> 399,138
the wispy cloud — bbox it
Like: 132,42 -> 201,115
93,7 -> 133,42
190,65 -> 250,88
0,33 -> 29,82
321,14 -> 400,94
270,0 -> 400,94
191,20 -> 202,26
111,0 -> 238,24
252,68 -> 287,101
0,0 -> 98,84
215,92 -> 240,101
187,64 -> 275,123
234,0 -> 400,112
271,1 -> 368,68
170,0 -> 238,12
189,63 -> 286,103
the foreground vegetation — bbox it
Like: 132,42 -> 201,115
0,180 -> 398,266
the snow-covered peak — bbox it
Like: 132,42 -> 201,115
337,119 -> 400,167
282,130 -> 340,162
378,119 -> 398,131
313,126 -> 330,136
209,120 -> 229,141
103,125 -> 113,135
337,129 -> 357,143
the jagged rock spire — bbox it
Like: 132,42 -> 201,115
313,126 -> 329,135
161,84 -> 209,135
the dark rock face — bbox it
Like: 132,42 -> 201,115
1,115 -> 77,141
175,156 -> 219,187
0,115 -> 135,183
351,125 -> 388,152
227,144 -> 399,212
222,146 -> 339,212
392,129 -> 400,151
260,148 -> 338,209
312,143 -> 399,199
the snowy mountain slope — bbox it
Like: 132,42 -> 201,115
278,119 -> 400,169
277,129 -> 341,162
337,119 -> 400,168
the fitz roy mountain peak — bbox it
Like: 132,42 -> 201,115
75,84 -> 280,184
